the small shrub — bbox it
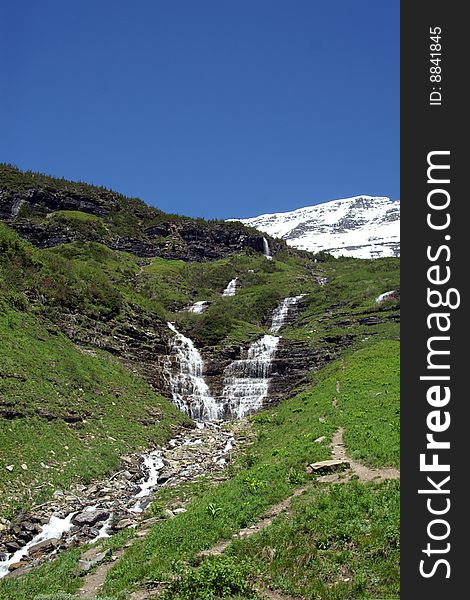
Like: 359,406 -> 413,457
160,556 -> 259,599
242,476 -> 266,495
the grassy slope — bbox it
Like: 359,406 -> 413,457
0,334 -> 399,599
0,213 -> 400,598
0,306 -> 189,518
0,355 -> 400,600
98,336 -> 399,599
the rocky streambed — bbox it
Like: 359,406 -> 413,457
0,421 -> 245,579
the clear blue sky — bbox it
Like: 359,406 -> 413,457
0,1 -> 399,219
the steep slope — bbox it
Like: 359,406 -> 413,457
230,195 -> 400,258
0,168 -> 400,598
0,164 -> 285,261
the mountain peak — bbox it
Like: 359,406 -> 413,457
228,195 -> 400,259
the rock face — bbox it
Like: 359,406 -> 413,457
0,187 -> 285,262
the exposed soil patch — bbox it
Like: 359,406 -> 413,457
317,427 -> 400,483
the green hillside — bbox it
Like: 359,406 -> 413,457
0,168 -> 399,599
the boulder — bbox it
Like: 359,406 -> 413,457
306,459 -> 350,475
8,560 -> 28,572
28,537 -> 60,556
72,509 -> 109,527
78,548 -> 111,572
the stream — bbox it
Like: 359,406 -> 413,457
0,423 -> 236,578
0,291 -> 305,578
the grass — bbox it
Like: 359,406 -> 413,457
0,300 -> 400,599
0,182 -> 400,599
95,336 -> 399,599
0,549 -> 82,600
0,306 -> 189,518
227,480 -> 400,600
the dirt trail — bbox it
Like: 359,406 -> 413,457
80,426 -> 399,599
77,548 -> 126,598
317,427 -> 400,483
200,486 -> 309,558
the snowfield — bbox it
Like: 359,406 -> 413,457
229,196 -> 400,259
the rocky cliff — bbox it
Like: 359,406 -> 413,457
0,166 -> 285,261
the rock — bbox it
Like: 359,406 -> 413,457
157,471 -> 176,484
113,518 -> 137,530
141,517 -> 160,527
28,538 -> 60,556
78,548 -> 111,572
306,459 -> 350,475
314,436 -> 326,443
72,509 -> 109,527
6,465 -> 14,472
173,508 -> 187,514
163,509 -> 175,519
8,560 -> 28,571
5,540 -> 22,553
0,552 -> 8,561
20,520 -> 41,533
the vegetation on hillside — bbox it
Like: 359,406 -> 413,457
0,170 -> 400,599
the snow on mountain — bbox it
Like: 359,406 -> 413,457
229,196 -> 400,259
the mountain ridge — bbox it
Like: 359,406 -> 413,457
229,195 -> 400,259
0,164 -> 286,262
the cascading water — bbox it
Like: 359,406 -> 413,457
221,334 -> 280,419
263,237 -> 273,260
130,451 -> 165,513
270,294 -> 306,333
0,513 -> 76,578
188,300 -> 210,313
222,277 -> 238,297
220,294 -> 305,418
164,322 -> 222,421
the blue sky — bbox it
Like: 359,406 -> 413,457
0,1 -> 399,219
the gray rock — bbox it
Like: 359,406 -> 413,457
72,509 -> 109,527
28,537 -> 60,556
5,540 -> 21,553
78,548 -> 111,572
306,459 -> 350,475
113,518 -> 137,530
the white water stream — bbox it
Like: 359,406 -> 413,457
263,237 -> 273,260
222,278 -> 238,296
188,300 -> 210,313
0,294 -> 306,577
130,452 -> 165,513
270,294 -> 306,333
0,513 -> 76,578
221,334 -> 280,418
165,322 -> 222,420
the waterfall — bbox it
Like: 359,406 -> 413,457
221,334 -> 280,419
164,294 -> 305,422
263,237 -> 273,260
188,300 -> 210,313
164,322 -> 222,421
222,277 -> 238,297
270,294 -> 306,333
376,290 -> 397,303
